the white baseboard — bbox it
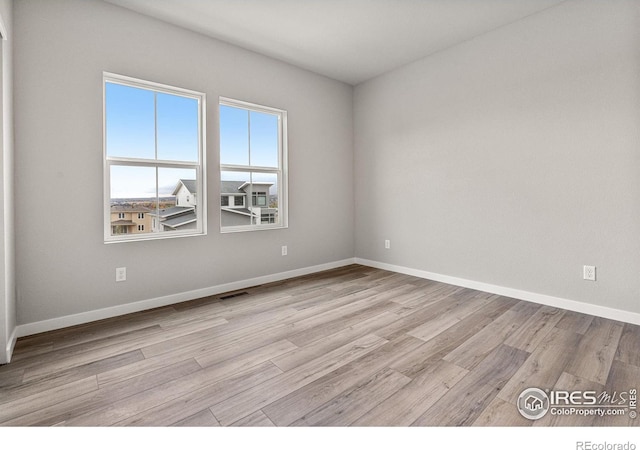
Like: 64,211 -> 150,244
355,258 -> 640,326
16,258 -> 357,338
15,256 -> 638,339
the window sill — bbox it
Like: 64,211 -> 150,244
220,224 -> 288,234
104,230 -> 206,244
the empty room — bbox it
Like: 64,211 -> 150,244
0,0 -> 639,445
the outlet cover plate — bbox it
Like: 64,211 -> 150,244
583,265 -> 596,281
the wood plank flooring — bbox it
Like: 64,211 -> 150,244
1,264 -> 638,427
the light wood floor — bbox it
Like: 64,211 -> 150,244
1,265 -> 638,427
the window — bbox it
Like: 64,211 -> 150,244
113,225 -> 128,234
221,196 -> 229,207
219,98 -> 287,232
252,191 -> 267,207
104,73 -> 206,242
261,212 -> 276,224
118,213 -> 125,219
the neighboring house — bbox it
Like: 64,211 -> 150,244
221,181 -> 277,227
110,205 -> 153,235
174,179 -> 197,208
114,179 -> 275,234
149,179 -> 198,232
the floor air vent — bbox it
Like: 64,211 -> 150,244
219,291 -> 249,300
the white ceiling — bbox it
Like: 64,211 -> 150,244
103,0 -> 567,85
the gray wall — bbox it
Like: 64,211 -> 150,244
354,0 -> 640,314
12,0 -> 640,335
0,0 -> 14,364
14,0 -> 354,325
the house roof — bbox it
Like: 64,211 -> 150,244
221,207 -> 256,217
162,212 -> 197,229
239,181 -> 274,191
220,181 -> 245,194
149,206 -> 195,219
172,179 -> 197,195
221,180 -> 274,194
110,220 -> 135,226
110,204 -> 154,213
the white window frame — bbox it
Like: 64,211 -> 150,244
103,73 -> 207,243
219,97 -> 288,233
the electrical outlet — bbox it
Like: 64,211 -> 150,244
583,265 -> 596,281
384,240 -> 391,249
281,245 -> 288,256
116,267 -> 127,282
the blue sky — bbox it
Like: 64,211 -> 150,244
106,82 -> 279,199
110,166 -> 197,199
220,105 -> 278,168
220,105 -> 279,196
106,83 -> 199,162
106,82 -> 199,198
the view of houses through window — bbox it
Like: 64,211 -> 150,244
104,75 -> 285,241
220,172 -> 279,227
219,98 -> 287,231
109,176 -> 198,236
104,73 -> 205,242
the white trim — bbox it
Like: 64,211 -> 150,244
15,258 -> 356,338
17,256 -> 637,341
105,72 -> 205,99
355,258 -> 640,326
219,96 -> 285,116
0,13 -> 7,41
3,326 -> 16,363
0,11 -> 11,365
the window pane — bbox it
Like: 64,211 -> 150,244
158,168 -> 197,200
157,93 -> 199,162
110,165 -> 156,200
110,165 -> 156,236
252,172 -> 279,225
156,168 -> 198,233
220,105 -> 249,165
220,171 -> 251,227
220,171 -> 250,201
105,83 -> 155,159
250,111 -> 279,168
220,171 -> 278,228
